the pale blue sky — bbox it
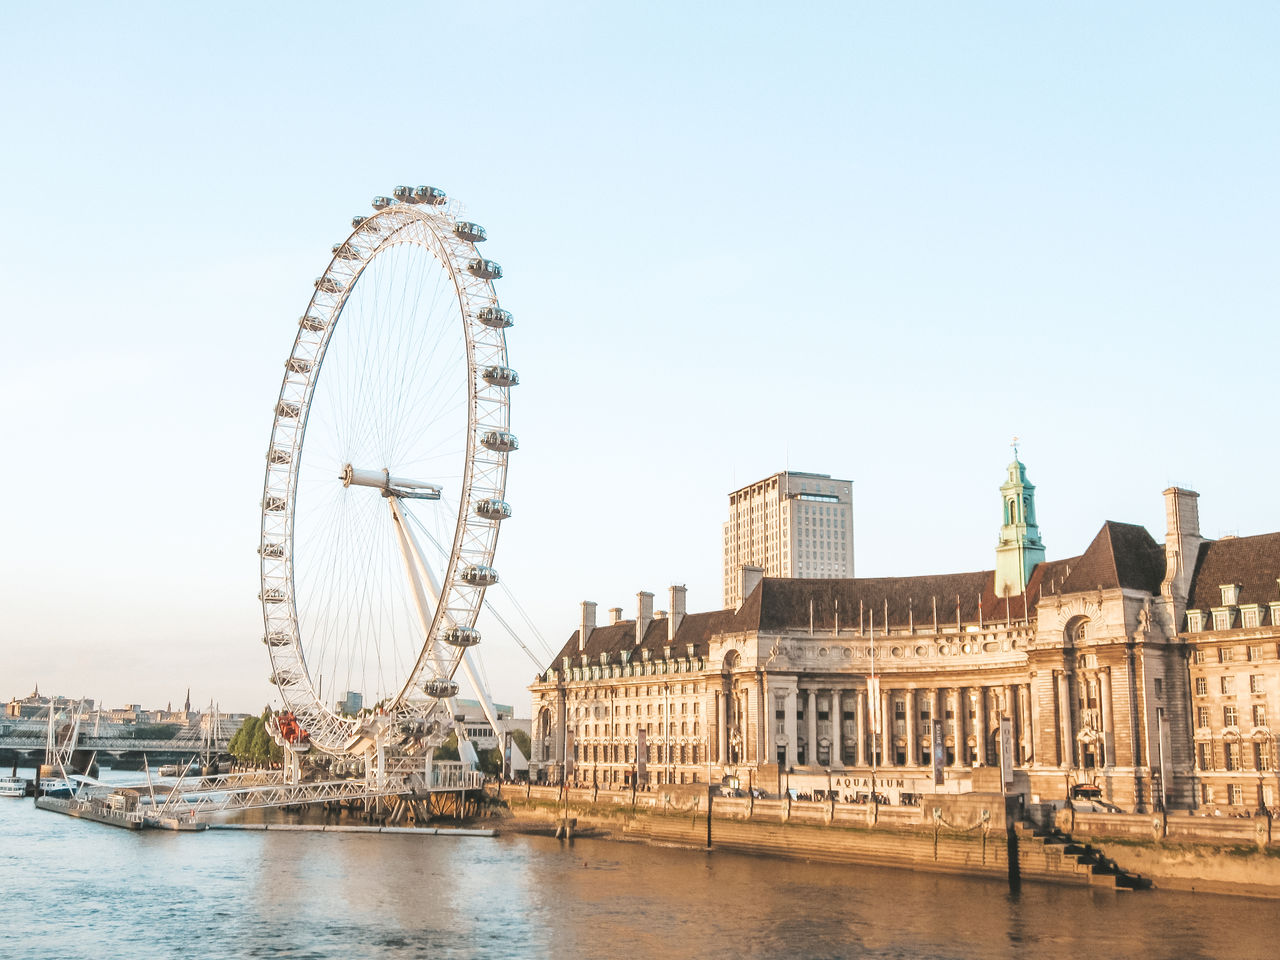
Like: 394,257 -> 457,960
2,2 -> 1276,713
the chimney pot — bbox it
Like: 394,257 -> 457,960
578,601 -> 597,652
636,591 -> 654,647
738,566 -> 764,611
668,584 -> 687,640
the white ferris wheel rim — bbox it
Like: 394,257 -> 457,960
258,190 -> 514,756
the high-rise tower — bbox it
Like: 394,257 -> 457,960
994,447 -> 1045,598
722,470 -> 854,607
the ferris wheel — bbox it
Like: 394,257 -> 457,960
258,185 -> 517,757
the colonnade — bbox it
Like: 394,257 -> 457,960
777,680 -> 1035,770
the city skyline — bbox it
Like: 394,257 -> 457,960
3,3 -> 1278,713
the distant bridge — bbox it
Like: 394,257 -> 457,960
0,734 -> 231,758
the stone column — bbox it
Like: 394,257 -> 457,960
1100,668 -> 1115,768
905,689 -> 918,766
974,686 -> 987,766
807,688 -> 818,767
830,688 -> 843,768
1018,683 -> 1032,764
784,687 -> 798,768
880,688 -> 893,767
951,687 -> 966,767
1055,671 -> 1073,768
855,688 -> 867,767
716,691 -> 727,764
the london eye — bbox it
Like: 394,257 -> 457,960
258,186 -> 516,759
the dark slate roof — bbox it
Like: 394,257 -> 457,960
544,523 -> 1181,672
1188,532 -> 1280,611
552,607 -> 737,668
1058,522 -> 1165,595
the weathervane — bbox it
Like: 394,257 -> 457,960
1011,435 -> 1020,459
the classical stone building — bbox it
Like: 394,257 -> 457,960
529,459 -> 1280,813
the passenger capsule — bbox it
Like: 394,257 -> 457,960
460,564 -> 499,587
467,258 -> 502,280
259,542 -> 285,559
263,632 -> 292,647
481,365 -> 519,388
476,306 -> 513,329
267,446 -> 293,465
454,222 -> 486,243
260,587 -> 288,604
372,196 -> 393,210
473,498 -> 512,521
331,242 -> 360,260
299,314 -> 328,332
286,357 -> 313,374
264,497 -> 287,513
480,430 -> 518,453
414,185 -> 446,205
314,276 -> 345,295
422,677 -> 459,699
352,215 -> 367,228
392,185 -> 413,203
441,625 -> 481,648
276,401 -> 300,419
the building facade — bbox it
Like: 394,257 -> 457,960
722,471 -> 854,608
530,460 -> 1280,814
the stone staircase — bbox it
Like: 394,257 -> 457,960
1014,822 -> 1151,890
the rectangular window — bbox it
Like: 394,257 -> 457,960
1221,676 -> 1235,695
1256,742 -> 1272,772
1197,706 -> 1211,728
1197,742 -> 1211,770
1251,675 -> 1264,695
1225,743 -> 1241,771
1224,705 -> 1239,727
1195,677 -> 1208,696
1154,678 -> 1164,698
1243,609 -> 1260,628
1254,704 -> 1267,727
1249,645 -> 1264,662
1193,649 -> 1206,663
1219,646 -> 1234,663
1214,611 -> 1230,631
1228,784 -> 1243,805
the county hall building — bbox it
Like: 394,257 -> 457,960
528,458 -> 1280,813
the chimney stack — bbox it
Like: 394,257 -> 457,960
636,591 -> 654,647
1161,487 -> 1202,611
668,584 -> 687,640
738,565 -> 764,611
578,601 -> 597,652
609,607 -> 623,625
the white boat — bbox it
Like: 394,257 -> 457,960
38,778 -> 74,798
0,776 -> 28,798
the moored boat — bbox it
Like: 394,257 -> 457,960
0,776 -> 29,798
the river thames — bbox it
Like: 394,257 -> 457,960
2,771 -> 1277,960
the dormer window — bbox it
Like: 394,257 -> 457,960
1220,583 -> 1240,606
1270,602 -> 1280,627
1213,610 -> 1233,631
1241,605 -> 1261,629
1187,610 -> 1205,633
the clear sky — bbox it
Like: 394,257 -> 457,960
2,2 -> 1276,715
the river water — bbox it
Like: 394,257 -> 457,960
1,769 -> 1275,960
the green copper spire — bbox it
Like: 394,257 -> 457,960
994,441 -> 1045,597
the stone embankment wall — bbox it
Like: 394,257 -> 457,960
1056,807 -> 1280,898
501,786 -> 1113,890
498,785 -> 1280,898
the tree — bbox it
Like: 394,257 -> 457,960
250,721 -> 273,767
